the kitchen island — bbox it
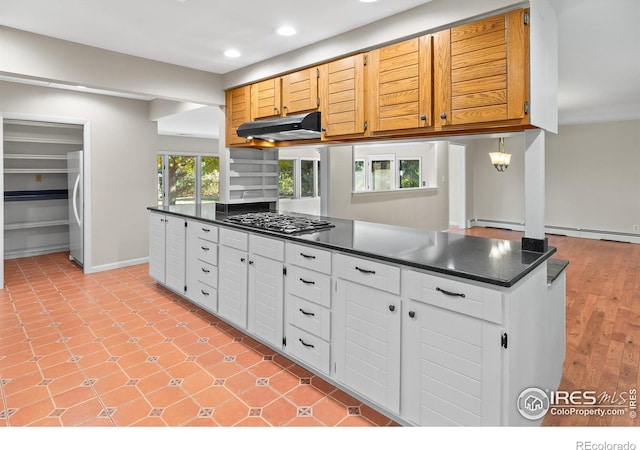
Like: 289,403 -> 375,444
147,203 -> 566,426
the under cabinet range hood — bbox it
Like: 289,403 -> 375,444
236,111 -> 321,142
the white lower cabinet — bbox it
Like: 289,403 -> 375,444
149,211 -> 186,294
284,243 -> 332,375
247,235 -> 285,350
402,269 -> 503,426
185,219 -> 219,312
218,242 -> 249,329
333,253 -> 401,415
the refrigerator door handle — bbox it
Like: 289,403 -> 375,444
72,174 -> 82,226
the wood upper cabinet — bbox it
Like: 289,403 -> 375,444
281,67 -> 319,115
251,77 -> 282,119
434,9 -> 530,128
319,54 -> 365,138
225,85 -> 251,146
367,35 -> 432,134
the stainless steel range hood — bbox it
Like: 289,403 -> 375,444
236,111 -> 321,142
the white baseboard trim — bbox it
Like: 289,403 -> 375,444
85,256 -> 149,274
470,219 -> 640,244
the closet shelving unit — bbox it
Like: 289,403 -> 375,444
227,148 -> 279,204
3,119 -> 83,259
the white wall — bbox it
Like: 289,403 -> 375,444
472,134 -> 526,224
0,80 -> 158,269
471,120 -> 640,235
158,135 -> 219,154
0,25 -> 223,105
328,142 -> 449,231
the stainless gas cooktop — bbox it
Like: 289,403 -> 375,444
223,212 -> 334,235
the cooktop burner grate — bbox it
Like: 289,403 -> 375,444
223,212 -> 334,234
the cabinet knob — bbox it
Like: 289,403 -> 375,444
440,112 -> 447,120
420,115 -> 427,121
408,311 -> 416,318
388,305 -> 396,312
240,257 -> 246,263
249,260 -> 254,265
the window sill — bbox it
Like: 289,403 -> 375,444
351,186 -> 438,197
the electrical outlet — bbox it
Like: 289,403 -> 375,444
634,225 -> 639,232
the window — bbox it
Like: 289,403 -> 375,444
201,156 -> 220,203
398,158 -> 421,189
157,153 -> 220,206
278,159 -> 295,198
354,159 -> 365,192
352,142 -> 433,193
370,156 -> 394,191
278,158 -> 320,199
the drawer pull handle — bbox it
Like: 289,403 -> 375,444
436,287 -> 466,298
201,268 -> 210,273
201,290 -> 210,296
299,338 -> 315,348
201,246 -> 210,251
355,266 -> 376,275
300,252 -> 316,259
299,308 -> 315,317
202,228 -> 210,233
299,278 -> 315,285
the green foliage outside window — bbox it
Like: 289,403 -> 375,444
399,159 -> 420,188
279,159 -> 295,198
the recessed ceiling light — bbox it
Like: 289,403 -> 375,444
224,49 -> 241,58
360,0 -> 377,3
276,26 -> 297,36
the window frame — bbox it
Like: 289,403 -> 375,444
157,152 -> 220,207
278,157 -> 320,199
397,157 -> 423,190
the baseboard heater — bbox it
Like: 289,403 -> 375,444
470,219 -> 640,244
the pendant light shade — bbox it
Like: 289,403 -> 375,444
489,137 -> 511,172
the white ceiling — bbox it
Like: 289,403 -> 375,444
1,0 -> 639,137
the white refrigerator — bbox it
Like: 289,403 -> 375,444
67,151 -> 84,266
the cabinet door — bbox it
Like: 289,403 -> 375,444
368,35 -> 432,133
226,85 -> 251,146
334,280 -> 401,414
248,254 -> 284,349
320,54 -> 365,138
149,213 -> 166,283
403,299 -> 502,426
218,245 -> 248,328
164,215 -> 186,293
434,9 -> 529,128
251,78 -> 282,119
281,67 -> 319,115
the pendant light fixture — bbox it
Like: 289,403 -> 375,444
489,137 -> 511,172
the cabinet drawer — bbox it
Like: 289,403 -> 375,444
287,325 -> 331,375
405,270 -> 503,324
220,227 -> 248,251
194,260 -> 218,289
287,266 -> 331,308
190,220 -> 218,243
289,296 -> 330,341
196,238 -> 218,265
286,243 -> 331,274
334,253 -> 400,295
250,234 -> 284,261
190,283 -> 218,312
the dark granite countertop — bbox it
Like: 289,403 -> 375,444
148,203 -> 557,288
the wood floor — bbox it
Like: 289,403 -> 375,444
453,227 -> 640,426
